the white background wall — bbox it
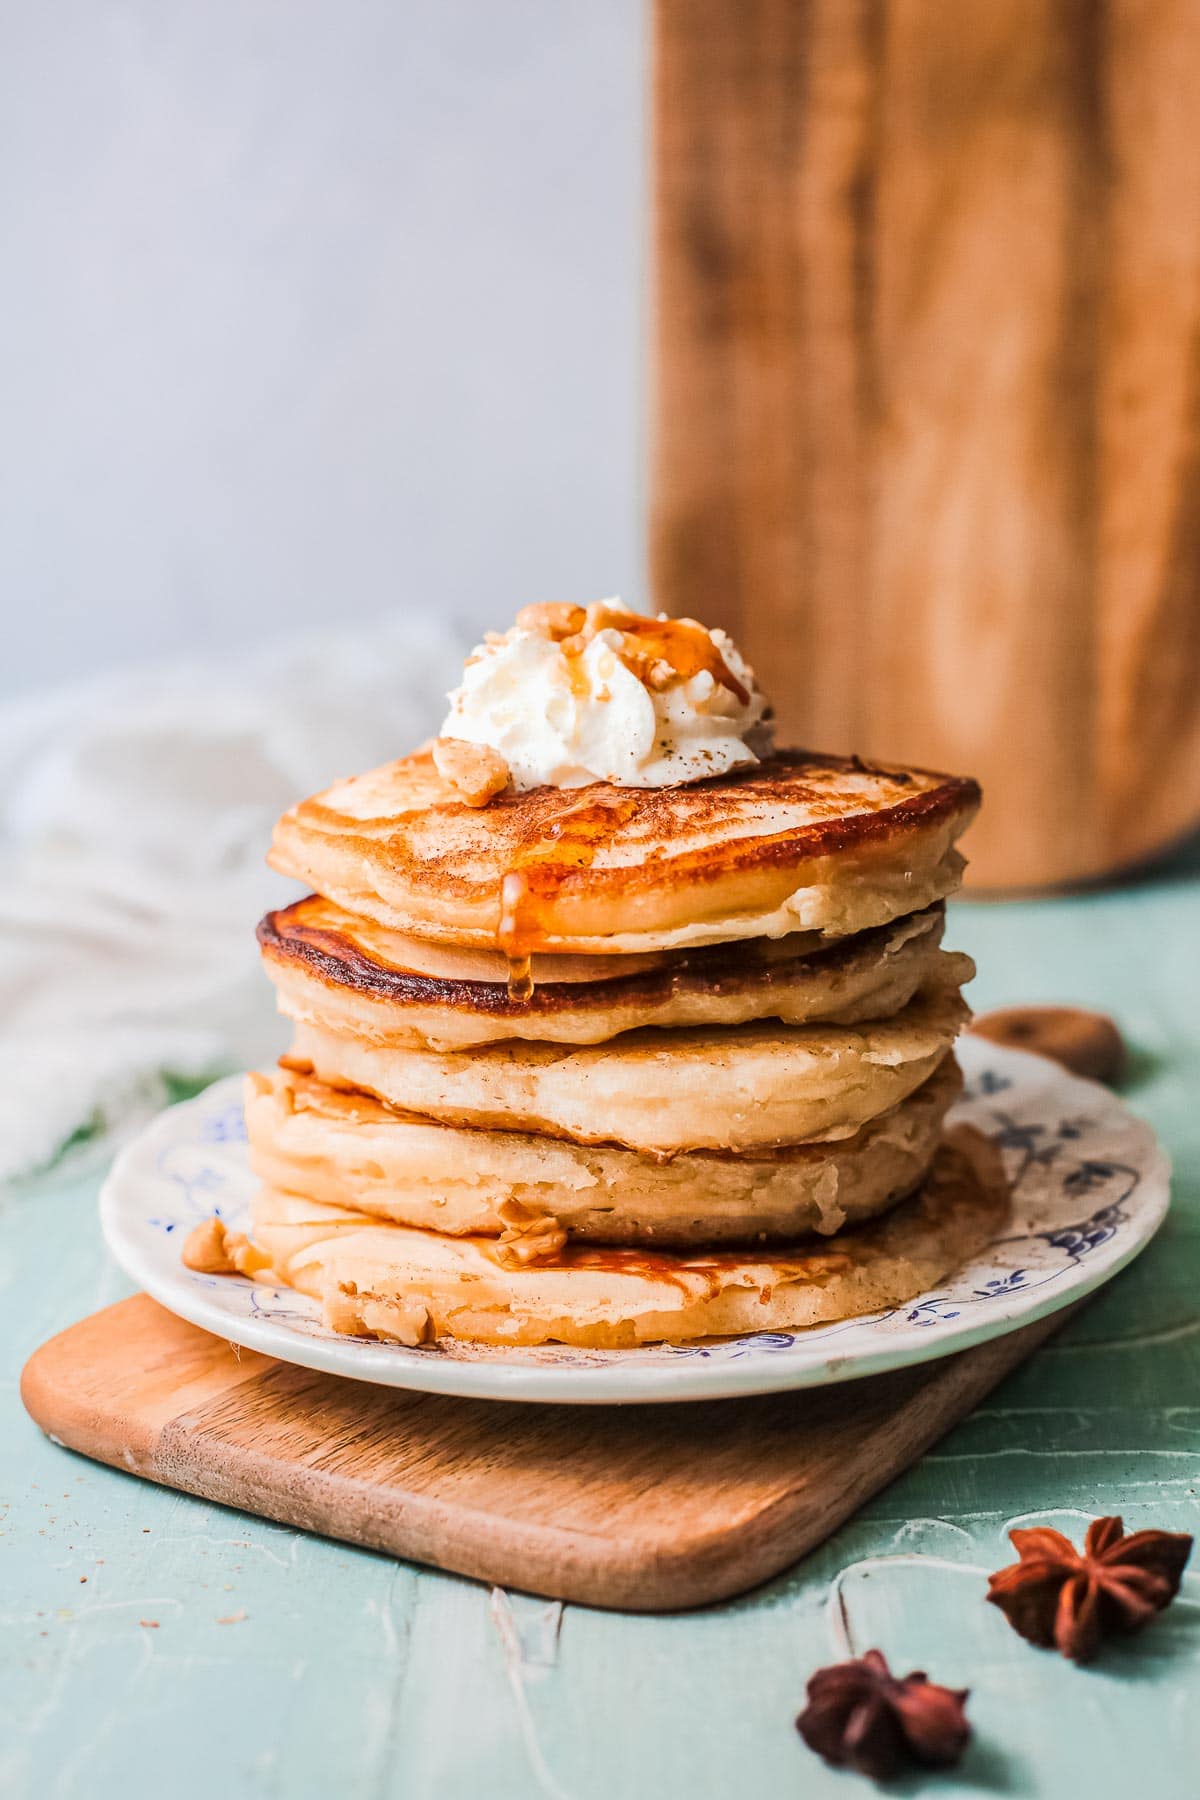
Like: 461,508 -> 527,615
0,2 -> 646,697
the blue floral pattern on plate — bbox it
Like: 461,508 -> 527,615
98,1039 -> 1171,1404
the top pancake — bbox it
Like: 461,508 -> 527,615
268,747 -> 980,955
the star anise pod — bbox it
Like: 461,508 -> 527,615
796,1649 -> 970,1780
987,1515 -> 1193,1662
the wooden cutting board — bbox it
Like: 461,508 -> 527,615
22,1293 -> 1072,1612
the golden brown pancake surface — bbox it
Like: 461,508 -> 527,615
267,748 -> 980,953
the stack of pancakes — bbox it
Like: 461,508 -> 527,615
236,747 -> 997,1349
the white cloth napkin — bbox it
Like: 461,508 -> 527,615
0,615 -> 464,1181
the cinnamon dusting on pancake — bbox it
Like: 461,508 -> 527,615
267,748 -> 980,953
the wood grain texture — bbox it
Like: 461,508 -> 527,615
22,1293 -> 1073,1613
651,0 -> 1200,889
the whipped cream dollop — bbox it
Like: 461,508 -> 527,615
439,601 -> 773,791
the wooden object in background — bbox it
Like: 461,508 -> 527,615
652,0 -> 1200,889
22,1293 -> 1073,1612
969,1004 -> 1127,1084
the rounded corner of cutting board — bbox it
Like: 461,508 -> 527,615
20,1317 -> 88,1441
550,1523 -> 810,1614
19,1346 -> 51,1432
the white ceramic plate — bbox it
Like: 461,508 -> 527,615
99,1037 -> 1170,1404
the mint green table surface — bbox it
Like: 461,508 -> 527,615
4,862 -> 1199,1799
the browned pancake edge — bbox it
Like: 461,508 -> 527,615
258,900 -> 947,1020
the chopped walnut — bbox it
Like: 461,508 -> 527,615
494,1201 -> 568,1268
581,599 -> 629,634
432,735 -> 510,806
181,1216 -> 272,1278
181,1216 -> 235,1273
243,1069 -> 272,1104
325,1284 -> 433,1345
514,601 -> 586,639
228,1234 -> 273,1277
644,657 -> 677,691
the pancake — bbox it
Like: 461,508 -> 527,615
281,982 -> 969,1154
247,1128 -> 1009,1348
244,1056 -> 963,1246
267,747 -> 980,954
260,897 -> 972,1050
263,921 -> 678,987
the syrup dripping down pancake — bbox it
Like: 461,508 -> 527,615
246,1126 -> 1009,1349
259,897 -> 972,1050
267,748 -> 980,954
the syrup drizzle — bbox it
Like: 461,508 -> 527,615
560,1242 -> 854,1299
586,609 -> 751,704
505,952 -> 534,1003
496,794 -> 640,973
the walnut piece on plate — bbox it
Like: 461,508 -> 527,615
181,1216 -> 272,1278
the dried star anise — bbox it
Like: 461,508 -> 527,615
796,1649 -> 970,1780
987,1515 -> 1193,1663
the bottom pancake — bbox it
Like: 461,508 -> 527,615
246,1128 -> 1009,1349
244,1056 -> 963,1246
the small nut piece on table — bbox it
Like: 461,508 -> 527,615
969,1005 -> 1126,1085
432,736 -> 510,806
